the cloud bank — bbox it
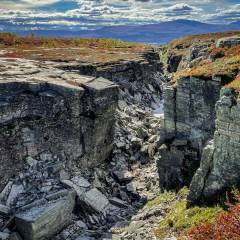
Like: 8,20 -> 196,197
0,0 -> 239,32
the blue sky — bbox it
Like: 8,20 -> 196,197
0,0 -> 239,31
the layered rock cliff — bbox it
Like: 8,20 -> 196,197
188,88 -> 240,204
159,75 -> 222,190
0,58 -> 118,189
59,50 -> 164,110
158,33 -> 240,204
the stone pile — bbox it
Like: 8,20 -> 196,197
0,151 -> 109,239
110,102 -> 163,199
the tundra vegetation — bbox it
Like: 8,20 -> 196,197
147,188 -> 240,240
0,32 -> 142,48
160,31 -> 240,91
0,32 -> 149,63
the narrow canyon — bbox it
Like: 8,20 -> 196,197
0,32 -> 239,240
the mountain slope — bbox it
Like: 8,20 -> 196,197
1,19 -> 240,44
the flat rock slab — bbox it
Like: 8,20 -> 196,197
15,190 -> 76,240
109,197 -> 128,208
71,176 -> 91,188
113,170 -> 134,182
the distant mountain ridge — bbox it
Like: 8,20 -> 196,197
1,19 -> 240,44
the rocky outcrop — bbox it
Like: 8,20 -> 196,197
188,89 -> 240,204
159,32 -> 240,205
158,76 -> 222,190
161,40 -> 213,74
60,52 -> 165,110
216,35 -> 240,48
0,52 -> 165,239
0,58 -> 118,189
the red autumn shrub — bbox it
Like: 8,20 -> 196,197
188,222 -> 214,240
188,192 -> 240,240
209,46 -> 225,60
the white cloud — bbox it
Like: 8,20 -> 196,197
0,0 -> 62,9
166,3 -> 202,12
209,4 -> 240,22
0,0 -> 239,30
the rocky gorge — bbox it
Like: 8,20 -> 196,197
0,32 -> 239,239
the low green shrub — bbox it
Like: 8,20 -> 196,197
153,188 -> 224,239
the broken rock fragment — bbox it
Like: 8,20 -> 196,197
6,184 -> 25,207
0,204 -> 10,215
0,181 -> 13,203
80,188 -> 109,214
113,170 -> 134,183
109,197 -> 128,208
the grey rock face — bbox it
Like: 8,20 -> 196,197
0,58 -> 118,189
216,35 -> 240,48
159,76 -> 222,190
158,143 -> 199,190
164,76 -> 222,142
167,54 -> 182,73
188,89 -> 240,204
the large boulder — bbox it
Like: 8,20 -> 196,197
15,190 -> 76,240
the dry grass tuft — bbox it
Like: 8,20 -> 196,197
225,74 -> 240,90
